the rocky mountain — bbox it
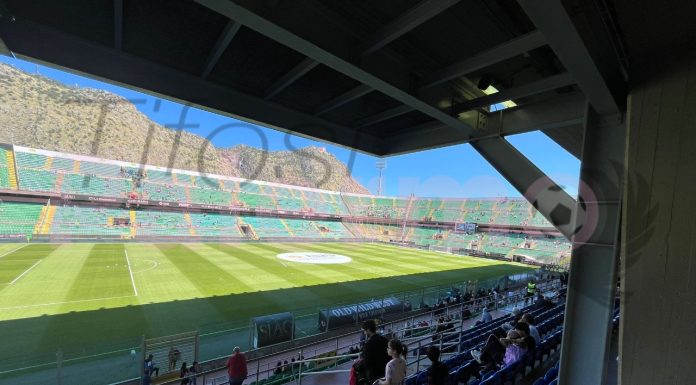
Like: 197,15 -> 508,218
0,63 -> 369,193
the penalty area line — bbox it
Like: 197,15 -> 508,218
9,259 -> 42,285
124,250 -> 138,296
0,244 -> 28,259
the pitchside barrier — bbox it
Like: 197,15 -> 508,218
0,271 -> 550,385
137,278 -> 563,385
141,331 -> 198,384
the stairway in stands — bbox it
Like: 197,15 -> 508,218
184,212 -> 197,235
5,150 -> 18,190
39,205 -> 57,235
279,218 -> 295,237
129,210 -> 137,238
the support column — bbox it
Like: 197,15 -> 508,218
558,106 -> 625,385
619,50 -> 696,385
471,137 -> 577,239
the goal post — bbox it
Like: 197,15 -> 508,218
428,245 -> 452,254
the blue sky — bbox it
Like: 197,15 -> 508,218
1,55 -> 579,198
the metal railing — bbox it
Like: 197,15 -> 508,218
146,278 -> 561,385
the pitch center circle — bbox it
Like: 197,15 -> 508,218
277,252 -> 352,264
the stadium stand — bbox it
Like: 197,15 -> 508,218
50,205 -> 132,236
0,144 -> 571,264
0,201 -> 44,236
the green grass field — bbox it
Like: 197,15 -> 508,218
0,242 -> 531,374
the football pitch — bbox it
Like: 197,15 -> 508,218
0,242 -> 531,373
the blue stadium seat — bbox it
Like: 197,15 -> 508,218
480,371 -> 502,385
416,370 -> 428,385
404,373 -> 418,385
544,367 -> 558,383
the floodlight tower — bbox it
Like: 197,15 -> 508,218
376,159 -> 387,196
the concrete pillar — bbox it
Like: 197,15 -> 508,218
620,49 -> 696,385
558,104 -> 625,385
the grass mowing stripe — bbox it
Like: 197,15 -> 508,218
0,242 -> 534,373
8,260 -> 42,285
0,244 -> 28,259
64,244 -> 133,301
155,243 -> 253,295
0,259 -> 43,284
212,243 -> 329,298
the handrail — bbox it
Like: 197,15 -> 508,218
111,277 -> 558,385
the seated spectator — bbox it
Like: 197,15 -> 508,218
425,346 -> 448,385
374,339 -> 408,385
471,329 -> 529,373
501,309 -> 522,333
502,330 -> 527,366
521,314 -> 541,345
480,307 -> 492,324
274,361 -> 282,375
535,293 -> 553,310
513,322 -> 536,353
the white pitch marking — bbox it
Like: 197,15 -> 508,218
124,250 -> 138,296
0,244 -> 28,259
130,259 -> 159,274
0,294 -> 136,311
9,259 -> 42,285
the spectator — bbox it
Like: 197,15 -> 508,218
274,361 -> 282,375
480,307 -> 492,324
471,328 -> 529,373
350,356 -> 367,385
521,314 -> 541,345
501,330 -> 527,366
501,309 -> 522,333
374,339 -> 408,385
513,322 -> 536,353
144,354 -> 159,377
188,361 -> 199,385
179,362 -> 189,385
535,293 -> 553,310
227,346 -> 248,385
361,320 -> 391,383
425,346 -> 448,385
168,347 -> 181,371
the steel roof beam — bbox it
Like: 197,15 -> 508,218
419,30 -> 546,88
200,20 -> 241,79
358,0 -> 461,57
518,0 -> 625,115
0,18 -> 385,155
450,72 -> 575,115
196,0 -> 475,135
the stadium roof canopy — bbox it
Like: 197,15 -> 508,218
0,0 -> 637,158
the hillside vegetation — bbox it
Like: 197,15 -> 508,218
0,63 -> 368,193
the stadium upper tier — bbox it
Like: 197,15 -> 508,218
3,144 -> 554,227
